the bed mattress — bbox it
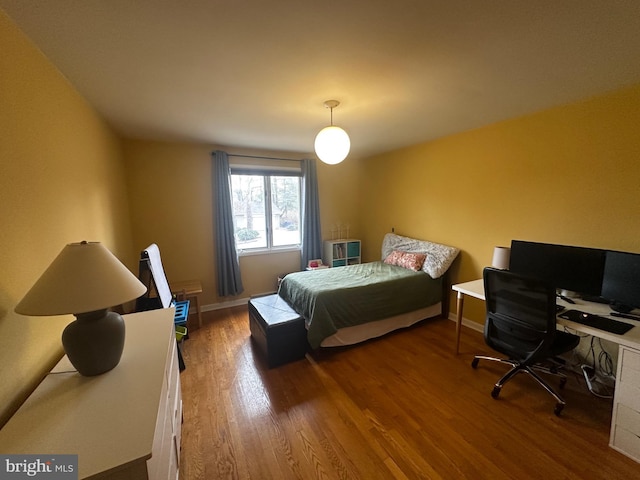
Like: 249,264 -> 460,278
278,261 -> 443,348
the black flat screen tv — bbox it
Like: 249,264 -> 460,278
601,250 -> 640,313
509,240 -> 607,297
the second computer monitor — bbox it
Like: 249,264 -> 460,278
601,250 -> 640,313
509,240 -> 607,297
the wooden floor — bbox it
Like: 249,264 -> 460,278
178,306 -> 640,479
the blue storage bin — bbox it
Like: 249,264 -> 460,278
174,299 -> 190,326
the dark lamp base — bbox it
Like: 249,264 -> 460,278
62,309 -> 125,376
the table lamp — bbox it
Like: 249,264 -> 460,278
491,246 -> 511,270
15,241 -> 147,376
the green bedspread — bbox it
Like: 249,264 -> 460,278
278,261 -> 443,349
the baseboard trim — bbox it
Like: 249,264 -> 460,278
447,313 -> 483,333
201,291 -> 277,312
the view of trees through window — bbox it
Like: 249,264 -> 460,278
230,174 -> 301,250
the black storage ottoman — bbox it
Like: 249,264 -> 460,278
248,294 -> 308,368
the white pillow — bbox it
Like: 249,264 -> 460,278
381,233 -> 459,279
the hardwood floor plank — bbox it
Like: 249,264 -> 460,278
291,366 -> 390,479
179,307 -> 640,479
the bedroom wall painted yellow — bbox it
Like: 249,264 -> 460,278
123,140 -> 362,307
360,83 -> 640,323
0,11 -> 134,427
6,5 -> 639,418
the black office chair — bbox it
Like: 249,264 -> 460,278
472,267 -> 580,415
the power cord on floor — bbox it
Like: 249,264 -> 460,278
562,327 -> 614,399
582,336 -> 614,399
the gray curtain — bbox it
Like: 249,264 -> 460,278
213,150 -> 244,296
300,158 -> 323,270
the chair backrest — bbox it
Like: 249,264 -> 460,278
483,267 -> 558,365
135,244 -> 174,311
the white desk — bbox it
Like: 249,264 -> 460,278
452,279 -> 640,463
452,279 -> 640,353
452,279 -> 485,354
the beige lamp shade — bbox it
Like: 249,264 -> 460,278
491,246 -> 511,270
15,241 -> 147,316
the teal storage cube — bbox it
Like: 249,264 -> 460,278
347,241 -> 360,257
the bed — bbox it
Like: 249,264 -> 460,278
278,233 -> 460,348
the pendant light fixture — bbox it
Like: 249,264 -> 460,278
314,100 -> 350,165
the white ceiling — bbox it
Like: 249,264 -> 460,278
3,1 -> 640,159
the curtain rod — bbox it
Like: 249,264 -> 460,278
228,154 -> 302,162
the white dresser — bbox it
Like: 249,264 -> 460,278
0,308 -> 182,479
610,344 -> 640,463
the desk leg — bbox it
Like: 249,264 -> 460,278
455,292 -> 464,354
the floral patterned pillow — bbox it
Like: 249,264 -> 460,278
384,250 -> 427,271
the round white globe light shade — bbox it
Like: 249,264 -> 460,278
314,126 -> 350,165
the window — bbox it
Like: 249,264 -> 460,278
230,172 -> 301,252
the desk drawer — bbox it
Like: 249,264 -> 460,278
611,423 -> 640,463
617,381 -> 640,413
620,365 -> 640,388
617,346 -> 640,413
621,346 -> 640,374
614,403 -> 640,437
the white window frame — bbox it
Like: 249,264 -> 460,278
230,163 -> 302,256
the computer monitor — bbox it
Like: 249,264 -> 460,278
509,240 -> 607,297
601,250 -> 640,313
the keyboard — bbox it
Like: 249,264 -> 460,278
558,309 -> 634,335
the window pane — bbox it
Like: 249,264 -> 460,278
231,175 -> 267,249
271,176 -> 300,247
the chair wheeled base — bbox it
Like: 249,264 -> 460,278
471,355 -> 568,416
